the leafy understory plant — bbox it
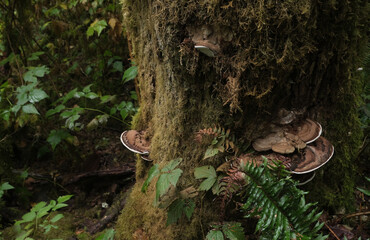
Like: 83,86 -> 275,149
206,222 -> 245,240
0,64 -> 49,126
194,165 -> 222,195
357,176 -> 370,196
14,195 -> 73,240
141,158 -> 183,204
95,228 -> 115,240
45,83 -> 137,150
46,84 -> 137,130
0,182 -> 14,199
141,158 -> 196,225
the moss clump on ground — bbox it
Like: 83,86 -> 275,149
118,0 -> 369,238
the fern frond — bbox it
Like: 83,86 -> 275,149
195,126 -> 239,153
219,160 -> 245,201
240,161 -> 325,240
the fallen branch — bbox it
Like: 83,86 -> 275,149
343,211 -> 370,219
64,166 -> 135,185
86,183 -> 134,234
324,223 -> 340,240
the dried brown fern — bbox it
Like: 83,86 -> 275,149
195,126 -> 238,154
218,158 -> 246,217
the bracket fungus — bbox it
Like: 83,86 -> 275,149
289,137 -> 334,174
238,136 -> 334,175
252,119 -> 322,154
188,25 -> 232,57
120,130 -> 152,161
249,116 -> 334,174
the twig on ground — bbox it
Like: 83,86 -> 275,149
324,223 -> 340,240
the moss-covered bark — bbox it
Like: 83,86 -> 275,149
117,0 -> 369,239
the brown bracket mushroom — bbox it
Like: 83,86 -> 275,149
120,130 -> 151,155
188,25 -> 232,57
252,119 -> 322,154
286,119 -> 322,144
289,136 -> 334,174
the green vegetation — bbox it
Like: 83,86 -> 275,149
0,0 -> 134,238
0,0 -> 368,239
13,195 -> 72,240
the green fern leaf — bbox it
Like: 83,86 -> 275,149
240,161 -> 325,239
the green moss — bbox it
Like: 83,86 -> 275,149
119,0 -> 369,238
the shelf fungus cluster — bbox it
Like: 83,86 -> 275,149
188,25 -> 233,57
120,130 -> 152,161
242,118 -> 334,174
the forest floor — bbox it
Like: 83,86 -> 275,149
2,128 -> 137,239
1,128 -> 369,239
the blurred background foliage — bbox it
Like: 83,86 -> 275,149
0,0 -> 136,233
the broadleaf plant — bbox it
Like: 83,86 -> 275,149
14,195 -> 73,240
194,165 -> 218,191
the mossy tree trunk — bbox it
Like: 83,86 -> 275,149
116,0 -> 368,239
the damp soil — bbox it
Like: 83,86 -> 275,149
1,127 -> 137,239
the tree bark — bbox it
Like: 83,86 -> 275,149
116,1 -> 368,239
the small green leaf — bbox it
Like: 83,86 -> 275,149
50,213 -> 64,223
142,164 -> 160,193
0,182 -> 14,191
65,114 -> 80,129
87,19 -> 107,37
27,51 -> 44,61
184,199 -> 195,220
57,194 -> 73,203
23,71 -> 37,83
168,168 -> 183,187
203,147 -> 219,159
222,222 -> 245,240
16,88 -> 29,105
112,61 -> 123,72
194,166 -> 217,179
37,205 -> 52,218
82,84 -> 93,93
156,174 -> 171,200
0,110 -> 10,121
22,104 -> 39,114
32,66 -> 49,77
0,52 -> 14,66
120,109 -> 128,121
100,95 -> 114,104
194,166 -> 217,191
28,89 -> 48,103
199,177 -> 217,191
52,203 -> 68,211
95,228 -> 115,240
95,20 -> 107,36
166,198 -> 184,225
122,65 -> 138,83
206,230 -> 224,240
162,158 -> 182,172
11,104 -> 21,114
14,229 -> 33,240
61,88 -> 78,104
85,92 -> 98,99
357,187 -> 370,196
47,129 -> 71,150
46,105 -> 65,118
86,27 -> 94,37
32,201 -> 47,212
22,212 -> 36,222
130,91 -> 138,100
